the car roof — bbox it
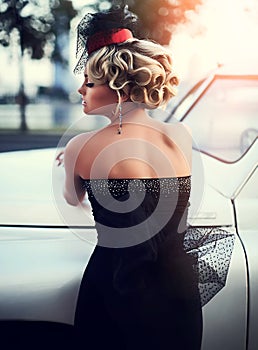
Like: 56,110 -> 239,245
214,60 -> 258,77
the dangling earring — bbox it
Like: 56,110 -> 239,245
116,92 -> 123,134
117,102 -> 122,134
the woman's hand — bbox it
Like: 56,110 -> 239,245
56,150 -> 64,167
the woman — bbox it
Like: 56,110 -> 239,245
63,7 -> 202,350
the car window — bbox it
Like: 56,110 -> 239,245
237,166 -> 258,199
168,79 -> 206,121
181,77 -> 258,162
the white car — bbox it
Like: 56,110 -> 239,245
0,63 -> 257,349
164,62 -> 258,350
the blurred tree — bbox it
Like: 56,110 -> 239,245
0,0 -> 77,131
88,0 -> 203,45
51,0 -> 77,66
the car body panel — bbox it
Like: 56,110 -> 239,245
234,166 -> 258,350
0,226 -> 96,325
200,141 -> 258,200
201,233 -> 247,350
238,230 -> 258,350
0,149 -> 94,226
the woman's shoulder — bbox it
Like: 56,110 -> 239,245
148,118 -> 192,140
159,118 -> 191,132
64,131 -> 98,163
65,131 -> 96,151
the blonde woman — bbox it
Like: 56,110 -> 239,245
63,7 -> 202,350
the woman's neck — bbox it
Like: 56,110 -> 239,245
109,103 -> 148,125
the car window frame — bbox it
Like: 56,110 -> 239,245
166,73 -> 258,164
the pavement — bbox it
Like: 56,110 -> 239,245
0,131 -> 75,152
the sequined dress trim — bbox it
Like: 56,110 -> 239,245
83,176 -> 191,199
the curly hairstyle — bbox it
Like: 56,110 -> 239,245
86,39 -> 179,109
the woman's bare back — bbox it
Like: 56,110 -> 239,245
74,114 -> 192,180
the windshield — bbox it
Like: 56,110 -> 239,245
181,77 -> 258,162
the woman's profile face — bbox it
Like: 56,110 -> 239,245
78,70 -> 118,116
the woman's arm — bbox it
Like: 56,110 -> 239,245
63,137 -> 86,206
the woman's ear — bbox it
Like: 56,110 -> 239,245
116,89 -> 129,104
120,91 -> 129,102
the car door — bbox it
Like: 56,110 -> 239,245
234,161 -> 258,350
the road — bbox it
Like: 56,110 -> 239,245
0,131 -> 74,152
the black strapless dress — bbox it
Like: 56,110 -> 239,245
74,177 -> 203,350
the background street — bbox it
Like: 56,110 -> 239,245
0,131 -> 66,152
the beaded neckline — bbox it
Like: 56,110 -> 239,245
82,176 -> 191,181
83,176 -> 191,198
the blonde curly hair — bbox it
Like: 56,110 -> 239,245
86,39 -> 179,109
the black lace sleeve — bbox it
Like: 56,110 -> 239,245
184,226 -> 235,307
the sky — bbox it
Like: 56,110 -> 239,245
0,0 -> 258,97
171,0 -> 258,81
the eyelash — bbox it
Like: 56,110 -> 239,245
85,82 -> 94,88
